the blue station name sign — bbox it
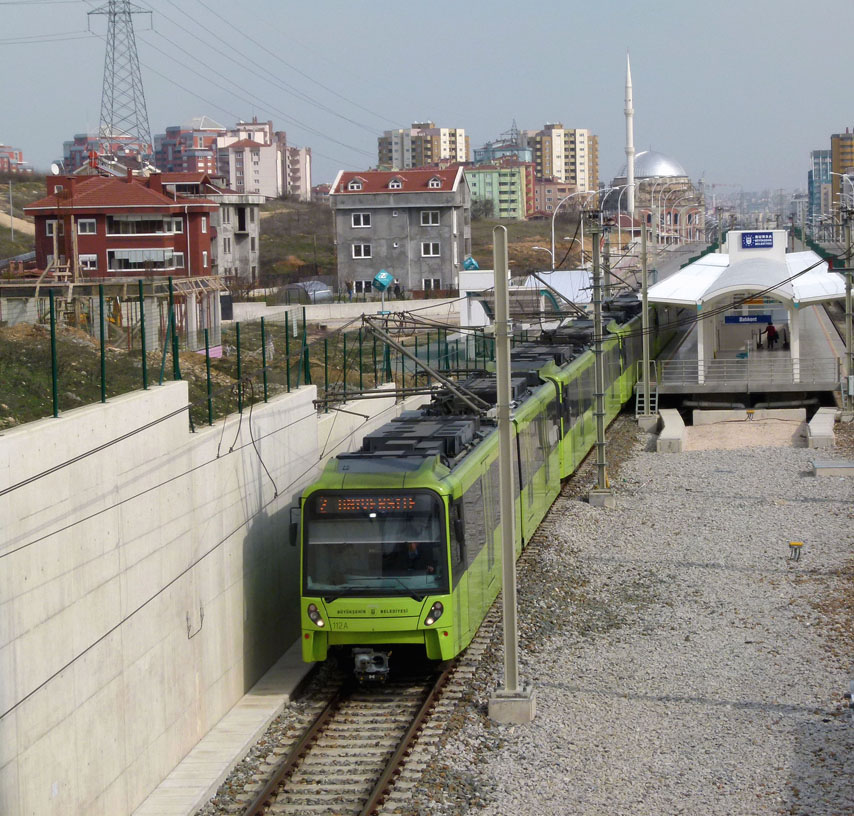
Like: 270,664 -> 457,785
741,231 -> 774,249
725,314 -> 772,324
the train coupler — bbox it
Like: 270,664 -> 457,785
353,648 -> 390,683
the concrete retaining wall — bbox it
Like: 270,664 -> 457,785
0,382 -> 417,816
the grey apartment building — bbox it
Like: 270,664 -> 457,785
329,167 -> 471,294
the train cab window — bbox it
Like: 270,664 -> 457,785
303,491 -> 449,596
450,498 -> 465,585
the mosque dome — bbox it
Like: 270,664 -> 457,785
619,149 -> 688,179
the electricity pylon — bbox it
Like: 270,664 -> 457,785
88,0 -> 153,160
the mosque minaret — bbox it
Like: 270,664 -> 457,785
625,52 -> 635,216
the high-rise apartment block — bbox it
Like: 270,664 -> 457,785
830,129 -> 854,204
154,116 -> 223,174
465,161 -> 535,219
808,149 -> 832,220
378,122 -> 469,170
519,123 -> 598,191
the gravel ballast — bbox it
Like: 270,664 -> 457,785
401,420 -> 854,816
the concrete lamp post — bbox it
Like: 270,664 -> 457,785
531,246 -> 554,271
550,190 -> 592,274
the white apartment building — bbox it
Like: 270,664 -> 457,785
285,145 -> 312,201
520,123 -> 598,190
217,139 -> 283,198
215,118 -> 312,200
378,122 -> 469,169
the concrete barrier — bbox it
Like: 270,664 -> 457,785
807,407 -> 837,449
0,382 -> 422,816
811,459 -> 854,476
657,409 -> 685,453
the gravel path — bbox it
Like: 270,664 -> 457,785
402,419 -> 854,816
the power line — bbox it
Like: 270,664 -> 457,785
191,0 -> 400,130
137,30 -> 372,160
0,31 -> 93,43
147,0 -> 380,138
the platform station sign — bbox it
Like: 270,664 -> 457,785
724,314 -> 772,324
741,232 -> 774,249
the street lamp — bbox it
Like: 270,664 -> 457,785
634,177 -> 661,252
663,195 -> 691,244
550,190 -> 592,274
830,171 -> 853,206
533,236 -> 578,272
614,183 -> 635,250
531,246 -> 554,270
579,187 -> 618,269
642,177 -> 669,246
658,185 -> 686,245
661,189 -> 689,245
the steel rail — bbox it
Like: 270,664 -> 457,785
359,661 -> 457,816
240,683 -> 351,816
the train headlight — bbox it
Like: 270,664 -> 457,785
307,603 -> 325,628
424,601 -> 444,626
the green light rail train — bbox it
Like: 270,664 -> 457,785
298,299 -> 673,679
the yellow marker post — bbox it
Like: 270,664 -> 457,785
789,541 -> 803,561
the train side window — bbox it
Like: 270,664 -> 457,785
548,397 -> 561,448
560,384 -> 572,432
484,463 -> 498,570
463,477 -> 486,564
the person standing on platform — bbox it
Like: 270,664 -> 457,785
765,323 -> 778,349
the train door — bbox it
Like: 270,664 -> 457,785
463,475 -> 487,637
449,498 -> 469,647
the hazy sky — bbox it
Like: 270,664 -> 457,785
3,0 -> 852,192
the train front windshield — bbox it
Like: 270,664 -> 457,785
303,491 -> 448,596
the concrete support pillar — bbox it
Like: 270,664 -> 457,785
790,305 -> 801,383
213,292 -> 223,347
199,294 -> 209,338
143,297 -> 160,351
186,292 -> 198,351
696,303 -> 705,384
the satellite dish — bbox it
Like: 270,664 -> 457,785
50,162 -> 63,175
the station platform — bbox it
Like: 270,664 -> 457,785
656,303 -> 845,395
646,232 -> 846,398
133,642 -> 311,816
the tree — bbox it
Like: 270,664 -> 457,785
471,198 -> 495,220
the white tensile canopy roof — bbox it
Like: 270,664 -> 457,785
646,250 -> 844,307
522,269 -> 592,305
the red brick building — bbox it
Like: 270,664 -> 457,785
0,144 -> 32,174
24,170 -> 218,279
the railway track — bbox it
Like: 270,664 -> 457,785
241,662 -> 454,816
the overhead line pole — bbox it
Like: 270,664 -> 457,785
587,216 -> 616,508
489,225 -> 535,724
638,223 -> 656,431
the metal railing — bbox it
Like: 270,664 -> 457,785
658,357 -> 841,387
